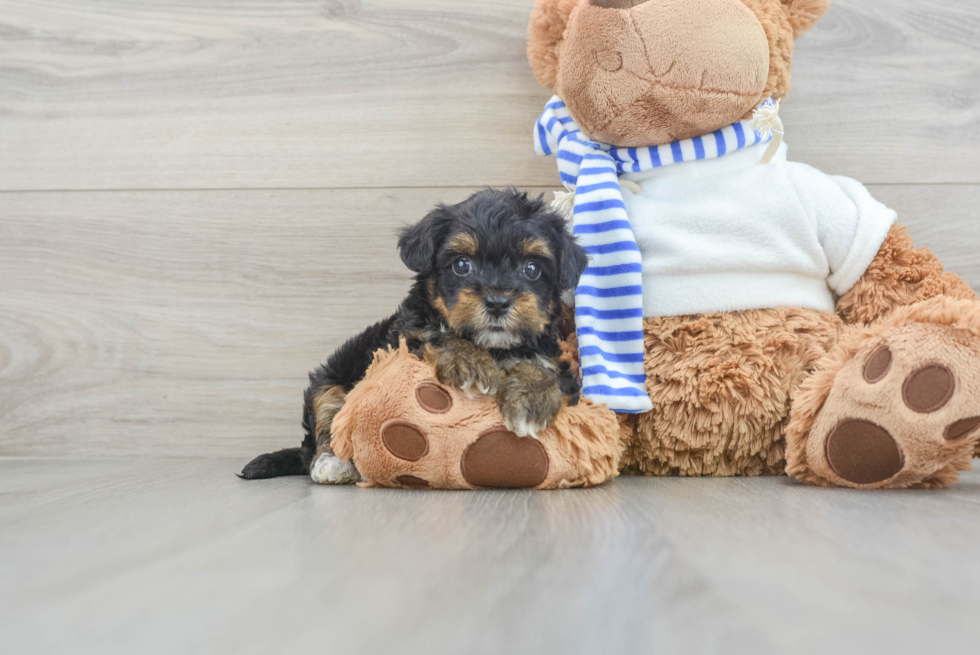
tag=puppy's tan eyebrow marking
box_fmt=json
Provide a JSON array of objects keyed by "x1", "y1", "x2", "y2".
[
  {"x1": 446, "y1": 232, "x2": 479, "y2": 256},
  {"x1": 521, "y1": 238, "x2": 553, "y2": 259}
]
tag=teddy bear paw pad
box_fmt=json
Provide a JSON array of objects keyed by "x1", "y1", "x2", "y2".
[
  {"x1": 807, "y1": 324, "x2": 980, "y2": 488},
  {"x1": 415, "y1": 382, "x2": 452, "y2": 414},
  {"x1": 381, "y1": 422, "x2": 429, "y2": 461},
  {"x1": 824, "y1": 419, "x2": 904, "y2": 485},
  {"x1": 460, "y1": 428, "x2": 550, "y2": 489}
]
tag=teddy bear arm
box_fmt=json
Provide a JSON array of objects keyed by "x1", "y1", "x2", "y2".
[{"x1": 835, "y1": 223, "x2": 977, "y2": 326}]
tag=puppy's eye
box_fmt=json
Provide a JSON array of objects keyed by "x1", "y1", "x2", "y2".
[
  {"x1": 523, "y1": 261, "x2": 541, "y2": 281},
  {"x1": 452, "y1": 257, "x2": 473, "y2": 276}
]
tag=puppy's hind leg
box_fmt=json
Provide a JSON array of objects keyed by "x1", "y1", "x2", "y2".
[
  {"x1": 307, "y1": 383, "x2": 362, "y2": 485},
  {"x1": 306, "y1": 314, "x2": 402, "y2": 483},
  {"x1": 310, "y1": 453, "x2": 361, "y2": 485},
  {"x1": 239, "y1": 447, "x2": 309, "y2": 479},
  {"x1": 239, "y1": 388, "x2": 322, "y2": 480},
  {"x1": 240, "y1": 314, "x2": 397, "y2": 482},
  {"x1": 238, "y1": 383, "x2": 357, "y2": 483}
]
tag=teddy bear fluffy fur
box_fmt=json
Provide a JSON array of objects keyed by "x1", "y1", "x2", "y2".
[
  {"x1": 527, "y1": 0, "x2": 980, "y2": 489},
  {"x1": 327, "y1": 0, "x2": 980, "y2": 491}
]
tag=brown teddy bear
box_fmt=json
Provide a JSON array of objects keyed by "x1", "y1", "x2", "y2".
[
  {"x1": 528, "y1": 0, "x2": 980, "y2": 489},
  {"x1": 331, "y1": 0, "x2": 980, "y2": 491}
]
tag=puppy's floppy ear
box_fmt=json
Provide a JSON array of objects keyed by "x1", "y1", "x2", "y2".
[
  {"x1": 554, "y1": 218, "x2": 589, "y2": 291},
  {"x1": 397, "y1": 204, "x2": 452, "y2": 275}
]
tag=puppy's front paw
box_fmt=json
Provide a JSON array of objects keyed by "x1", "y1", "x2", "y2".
[
  {"x1": 498, "y1": 362, "x2": 563, "y2": 439},
  {"x1": 435, "y1": 339, "x2": 501, "y2": 397}
]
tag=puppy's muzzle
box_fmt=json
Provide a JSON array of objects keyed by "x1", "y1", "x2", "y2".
[{"x1": 483, "y1": 295, "x2": 513, "y2": 319}]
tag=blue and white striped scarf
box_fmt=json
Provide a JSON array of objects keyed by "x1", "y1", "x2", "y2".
[{"x1": 535, "y1": 95, "x2": 773, "y2": 413}]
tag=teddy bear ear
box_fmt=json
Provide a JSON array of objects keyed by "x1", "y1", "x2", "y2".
[
  {"x1": 527, "y1": 0, "x2": 581, "y2": 90},
  {"x1": 781, "y1": 0, "x2": 832, "y2": 35}
]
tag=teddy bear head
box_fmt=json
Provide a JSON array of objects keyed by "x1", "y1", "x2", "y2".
[{"x1": 528, "y1": 0, "x2": 831, "y2": 147}]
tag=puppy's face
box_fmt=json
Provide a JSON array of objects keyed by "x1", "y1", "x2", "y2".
[
  {"x1": 399, "y1": 190, "x2": 588, "y2": 349},
  {"x1": 432, "y1": 229, "x2": 557, "y2": 349}
]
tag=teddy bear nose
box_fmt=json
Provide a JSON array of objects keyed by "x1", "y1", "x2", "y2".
[
  {"x1": 590, "y1": 0, "x2": 651, "y2": 8},
  {"x1": 484, "y1": 295, "x2": 513, "y2": 318}
]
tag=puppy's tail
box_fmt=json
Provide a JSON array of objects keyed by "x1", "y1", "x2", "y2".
[
  {"x1": 238, "y1": 447, "x2": 309, "y2": 479},
  {"x1": 240, "y1": 404, "x2": 317, "y2": 479}
]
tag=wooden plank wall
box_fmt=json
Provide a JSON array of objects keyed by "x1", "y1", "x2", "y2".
[{"x1": 2, "y1": 0, "x2": 979, "y2": 457}]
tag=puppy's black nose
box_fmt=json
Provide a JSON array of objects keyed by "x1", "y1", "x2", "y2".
[{"x1": 483, "y1": 295, "x2": 513, "y2": 318}]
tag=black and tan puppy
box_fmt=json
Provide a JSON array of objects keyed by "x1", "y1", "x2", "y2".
[{"x1": 240, "y1": 188, "x2": 588, "y2": 483}]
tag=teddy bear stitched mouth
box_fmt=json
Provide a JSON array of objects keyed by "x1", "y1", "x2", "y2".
[
  {"x1": 590, "y1": 0, "x2": 652, "y2": 8},
  {"x1": 583, "y1": 77, "x2": 759, "y2": 146},
  {"x1": 640, "y1": 59, "x2": 764, "y2": 97}
]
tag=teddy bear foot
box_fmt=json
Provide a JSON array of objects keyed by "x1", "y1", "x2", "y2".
[
  {"x1": 787, "y1": 297, "x2": 980, "y2": 489},
  {"x1": 328, "y1": 341, "x2": 622, "y2": 489},
  {"x1": 310, "y1": 452, "x2": 361, "y2": 485}
]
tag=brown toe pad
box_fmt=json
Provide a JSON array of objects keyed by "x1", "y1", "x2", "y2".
[
  {"x1": 415, "y1": 382, "x2": 452, "y2": 414},
  {"x1": 863, "y1": 345, "x2": 892, "y2": 384},
  {"x1": 461, "y1": 428, "x2": 549, "y2": 489},
  {"x1": 902, "y1": 364, "x2": 954, "y2": 413},
  {"x1": 826, "y1": 419, "x2": 904, "y2": 485},
  {"x1": 382, "y1": 422, "x2": 429, "y2": 461},
  {"x1": 945, "y1": 416, "x2": 980, "y2": 441}
]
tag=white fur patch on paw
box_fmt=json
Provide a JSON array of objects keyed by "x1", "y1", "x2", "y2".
[
  {"x1": 310, "y1": 453, "x2": 361, "y2": 485},
  {"x1": 504, "y1": 416, "x2": 546, "y2": 440}
]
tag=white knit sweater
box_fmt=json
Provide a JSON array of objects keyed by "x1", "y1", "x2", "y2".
[{"x1": 620, "y1": 141, "x2": 897, "y2": 317}]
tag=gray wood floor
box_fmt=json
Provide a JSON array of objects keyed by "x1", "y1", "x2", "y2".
[
  {"x1": 2, "y1": 1, "x2": 980, "y2": 652},
  {"x1": 1, "y1": 458, "x2": 978, "y2": 655}
]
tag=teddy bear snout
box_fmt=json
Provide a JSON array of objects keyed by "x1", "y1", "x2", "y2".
[
  {"x1": 559, "y1": 0, "x2": 771, "y2": 147},
  {"x1": 630, "y1": 0, "x2": 769, "y2": 92}
]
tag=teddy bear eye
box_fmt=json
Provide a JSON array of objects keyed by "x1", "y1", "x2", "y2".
[
  {"x1": 453, "y1": 257, "x2": 473, "y2": 276},
  {"x1": 596, "y1": 49, "x2": 623, "y2": 73},
  {"x1": 523, "y1": 261, "x2": 541, "y2": 280}
]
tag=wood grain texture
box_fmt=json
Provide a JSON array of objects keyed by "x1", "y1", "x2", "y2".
[
  {"x1": 786, "y1": 0, "x2": 980, "y2": 183},
  {"x1": 2, "y1": 185, "x2": 979, "y2": 457},
  {"x1": 0, "y1": 187, "x2": 480, "y2": 456},
  {"x1": 0, "y1": 457, "x2": 976, "y2": 654},
  {"x1": 0, "y1": 0, "x2": 978, "y2": 191}
]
